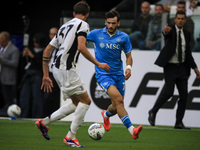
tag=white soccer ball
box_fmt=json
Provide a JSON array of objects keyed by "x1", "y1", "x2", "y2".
[
  {"x1": 7, "y1": 104, "x2": 21, "y2": 118},
  {"x1": 88, "y1": 123, "x2": 105, "y2": 140}
]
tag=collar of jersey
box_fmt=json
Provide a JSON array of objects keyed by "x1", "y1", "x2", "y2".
[{"x1": 103, "y1": 27, "x2": 119, "y2": 36}]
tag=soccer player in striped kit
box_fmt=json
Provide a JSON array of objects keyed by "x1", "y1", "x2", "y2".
[{"x1": 35, "y1": 1, "x2": 110, "y2": 148}]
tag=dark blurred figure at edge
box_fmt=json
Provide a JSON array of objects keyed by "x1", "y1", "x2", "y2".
[{"x1": 19, "y1": 32, "x2": 47, "y2": 118}]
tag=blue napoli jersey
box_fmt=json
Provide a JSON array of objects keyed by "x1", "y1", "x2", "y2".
[{"x1": 87, "y1": 27, "x2": 132, "y2": 77}]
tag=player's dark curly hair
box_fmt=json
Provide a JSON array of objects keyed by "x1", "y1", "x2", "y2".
[
  {"x1": 73, "y1": 1, "x2": 90, "y2": 16},
  {"x1": 105, "y1": 10, "x2": 120, "y2": 22}
]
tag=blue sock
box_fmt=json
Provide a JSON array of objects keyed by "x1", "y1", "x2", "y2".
[{"x1": 121, "y1": 115, "x2": 132, "y2": 129}]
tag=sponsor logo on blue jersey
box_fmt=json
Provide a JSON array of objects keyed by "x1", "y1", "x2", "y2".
[{"x1": 99, "y1": 43, "x2": 120, "y2": 49}]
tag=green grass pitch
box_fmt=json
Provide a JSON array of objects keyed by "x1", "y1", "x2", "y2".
[{"x1": 0, "y1": 119, "x2": 200, "y2": 150}]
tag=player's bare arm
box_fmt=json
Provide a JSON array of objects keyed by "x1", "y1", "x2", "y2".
[
  {"x1": 41, "y1": 44, "x2": 55, "y2": 93},
  {"x1": 195, "y1": 67, "x2": 200, "y2": 78},
  {"x1": 78, "y1": 36, "x2": 110, "y2": 72},
  {"x1": 124, "y1": 52, "x2": 133, "y2": 80}
]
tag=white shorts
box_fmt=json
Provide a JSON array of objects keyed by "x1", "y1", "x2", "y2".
[{"x1": 52, "y1": 66, "x2": 86, "y2": 100}]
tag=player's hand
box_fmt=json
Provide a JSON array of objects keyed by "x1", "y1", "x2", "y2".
[
  {"x1": 164, "y1": 23, "x2": 171, "y2": 33},
  {"x1": 195, "y1": 68, "x2": 200, "y2": 78},
  {"x1": 41, "y1": 76, "x2": 53, "y2": 93},
  {"x1": 98, "y1": 63, "x2": 110, "y2": 73},
  {"x1": 124, "y1": 68, "x2": 131, "y2": 80}
]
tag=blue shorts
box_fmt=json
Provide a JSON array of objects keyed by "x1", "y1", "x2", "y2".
[{"x1": 96, "y1": 75, "x2": 125, "y2": 96}]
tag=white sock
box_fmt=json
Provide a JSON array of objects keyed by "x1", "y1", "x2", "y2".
[
  {"x1": 128, "y1": 126, "x2": 134, "y2": 135},
  {"x1": 67, "y1": 130, "x2": 76, "y2": 140},
  {"x1": 69, "y1": 102, "x2": 90, "y2": 138},
  {"x1": 42, "y1": 117, "x2": 51, "y2": 126},
  {"x1": 42, "y1": 103, "x2": 76, "y2": 126}
]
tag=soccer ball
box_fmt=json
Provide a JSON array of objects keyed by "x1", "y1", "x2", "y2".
[
  {"x1": 88, "y1": 123, "x2": 105, "y2": 140},
  {"x1": 7, "y1": 104, "x2": 21, "y2": 118}
]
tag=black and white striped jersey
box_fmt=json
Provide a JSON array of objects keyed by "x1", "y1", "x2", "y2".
[{"x1": 50, "y1": 18, "x2": 90, "y2": 70}]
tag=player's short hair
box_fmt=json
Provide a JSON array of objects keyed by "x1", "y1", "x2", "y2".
[
  {"x1": 73, "y1": 1, "x2": 90, "y2": 16},
  {"x1": 175, "y1": 11, "x2": 186, "y2": 18},
  {"x1": 105, "y1": 10, "x2": 120, "y2": 22}
]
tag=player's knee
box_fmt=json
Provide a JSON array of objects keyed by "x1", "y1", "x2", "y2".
[
  {"x1": 115, "y1": 97, "x2": 124, "y2": 106},
  {"x1": 111, "y1": 106, "x2": 117, "y2": 112},
  {"x1": 72, "y1": 99, "x2": 79, "y2": 106},
  {"x1": 84, "y1": 97, "x2": 91, "y2": 105},
  {"x1": 87, "y1": 98, "x2": 91, "y2": 105},
  {"x1": 112, "y1": 109, "x2": 117, "y2": 114}
]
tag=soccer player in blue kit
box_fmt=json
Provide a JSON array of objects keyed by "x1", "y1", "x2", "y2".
[{"x1": 87, "y1": 10, "x2": 143, "y2": 140}]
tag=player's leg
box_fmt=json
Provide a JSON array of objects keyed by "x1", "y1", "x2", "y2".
[
  {"x1": 67, "y1": 91, "x2": 91, "y2": 138},
  {"x1": 107, "y1": 85, "x2": 127, "y2": 118},
  {"x1": 42, "y1": 102, "x2": 77, "y2": 125},
  {"x1": 35, "y1": 102, "x2": 77, "y2": 140},
  {"x1": 101, "y1": 103, "x2": 116, "y2": 131},
  {"x1": 102, "y1": 103, "x2": 117, "y2": 124},
  {"x1": 98, "y1": 76, "x2": 116, "y2": 131},
  {"x1": 107, "y1": 85, "x2": 142, "y2": 140},
  {"x1": 101, "y1": 88, "x2": 123, "y2": 131},
  {"x1": 42, "y1": 66, "x2": 82, "y2": 125},
  {"x1": 64, "y1": 91, "x2": 90, "y2": 147},
  {"x1": 36, "y1": 66, "x2": 78, "y2": 140}
]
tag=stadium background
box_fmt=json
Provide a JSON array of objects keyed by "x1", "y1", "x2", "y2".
[
  {"x1": 1, "y1": 0, "x2": 159, "y2": 49},
  {"x1": 61, "y1": 50, "x2": 200, "y2": 127},
  {"x1": 1, "y1": 0, "x2": 200, "y2": 127}
]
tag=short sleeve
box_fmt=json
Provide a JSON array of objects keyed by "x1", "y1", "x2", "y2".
[
  {"x1": 87, "y1": 30, "x2": 96, "y2": 42},
  {"x1": 49, "y1": 35, "x2": 59, "y2": 49},
  {"x1": 77, "y1": 22, "x2": 90, "y2": 38},
  {"x1": 123, "y1": 34, "x2": 132, "y2": 54}
]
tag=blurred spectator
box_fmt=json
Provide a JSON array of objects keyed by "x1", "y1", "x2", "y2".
[
  {"x1": 0, "y1": 31, "x2": 20, "y2": 116},
  {"x1": 186, "y1": 0, "x2": 197, "y2": 16},
  {"x1": 43, "y1": 27, "x2": 60, "y2": 117},
  {"x1": 197, "y1": 1, "x2": 200, "y2": 6},
  {"x1": 109, "y1": 0, "x2": 146, "y2": 19},
  {"x1": 192, "y1": 35, "x2": 200, "y2": 52},
  {"x1": 0, "y1": 81, "x2": 4, "y2": 109},
  {"x1": 144, "y1": 4, "x2": 164, "y2": 50},
  {"x1": 0, "y1": 43, "x2": 4, "y2": 109},
  {"x1": 157, "y1": 0, "x2": 180, "y2": 12},
  {"x1": 129, "y1": 1, "x2": 152, "y2": 49},
  {"x1": 110, "y1": 0, "x2": 139, "y2": 12},
  {"x1": 168, "y1": 1, "x2": 195, "y2": 49},
  {"x1": 19, "y1": 32, "x2": 47, "y2": 118}
]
